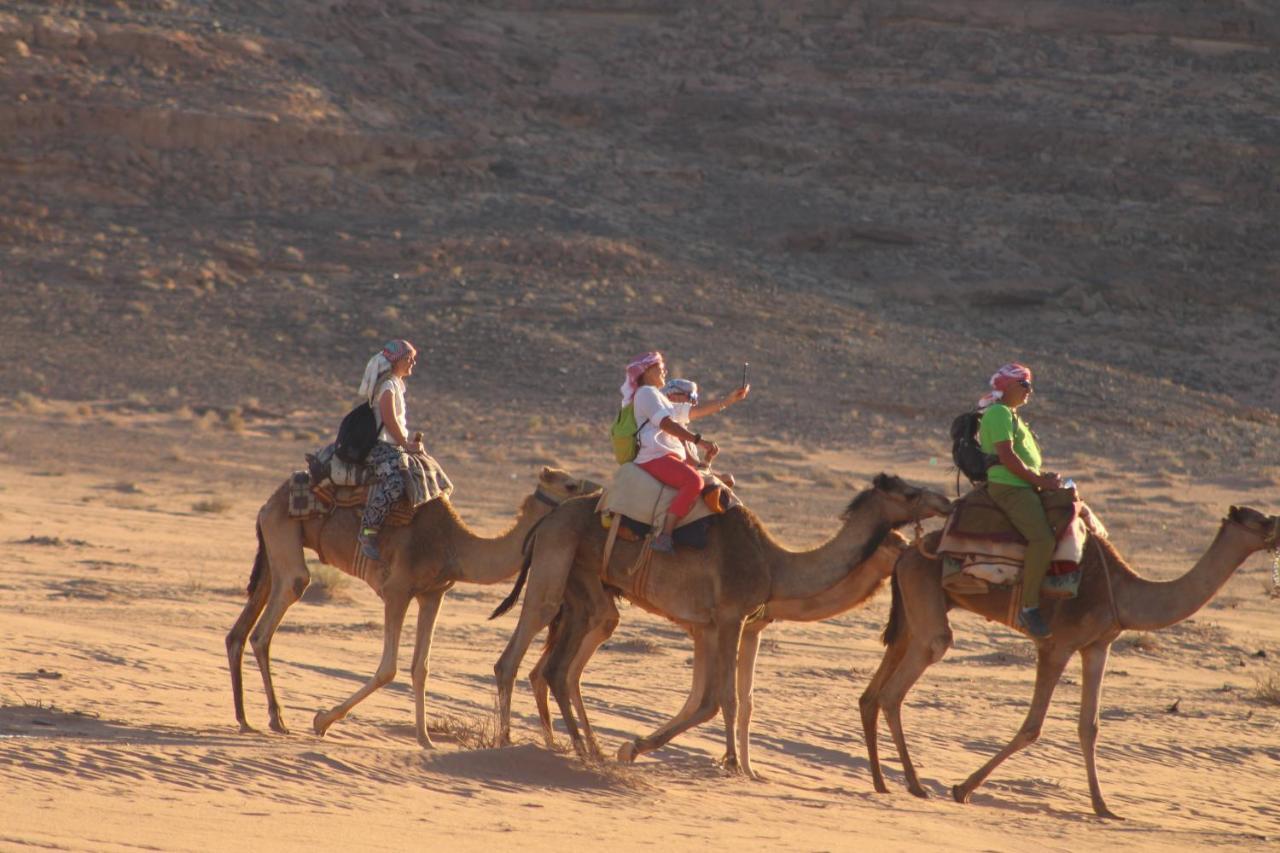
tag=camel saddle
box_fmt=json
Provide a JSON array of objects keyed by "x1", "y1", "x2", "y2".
[
  {"x1": 938, "y1": 485, "x2": 1109, "y2": 597},
  {"x1": 597, "y1": 462, "x2": 738, "y2": 533},
  {"x1": 287, "y1": 470, "x2": 416, "y2": 527}
]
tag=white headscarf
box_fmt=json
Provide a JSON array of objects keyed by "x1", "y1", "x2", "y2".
[{"x1": 358, "y1": 339, "x2": 415, "y2": 404}]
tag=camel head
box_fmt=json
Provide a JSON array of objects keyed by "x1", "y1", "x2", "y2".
[
  {"x1": 843, "y1": 473, "x2": 953, "y2": 528},
  {"x1": 1225, "y1": 505, "x2": 1280, "y2": 554},
  {"x1": 530, "y1": 466, "x2": 601, "y2": 512}
]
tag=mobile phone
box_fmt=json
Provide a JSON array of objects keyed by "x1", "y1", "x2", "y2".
[{"x1": 741, "y1": 362, "x2": 749, "y2": 388}]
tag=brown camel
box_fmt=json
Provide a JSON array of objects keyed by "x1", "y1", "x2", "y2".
[
  {"x1": 492, "y1": 474, "x2": 952, "y2": 776},
  {"x1": 225, "y1": 466, "x2": 591, "y2": 747},
  {"x1": 860, "y1": 504, "x2": 1279, "y2": 817},
  {"x1": 525, "y1": 529, "x2": 911, "y2": 763}
]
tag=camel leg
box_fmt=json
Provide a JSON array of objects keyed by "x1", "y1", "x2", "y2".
[
  {"x1": 952, "y1": 648, "x2": 1072, "y2": 805},
  {"x1": 529, "y1": 615, "x2": 561, "y2": 749},
  {"x1": 409, "y1": 588, "x2": 447, "y2": 749},
  {"x1": 547, "y1": 585, "x2": 619, "y2": 761},
  {"x1": 248, "y1": 515, "x2": 310, "y2": 735},
  {"x1": 733, "y1": 623, "x2": 764, "y2": 779},
  {"x1": 313, "y1": 588, "x2": 413, "y2": 737},
  {"x1": 227, "y1": 533, "x2": 271, "y2": 732},
  {"x1": 714, "y1": 618, "x2": 746, "y2": 773},
  {"x1": 618, "y1": 627, "x2": 716, "y2": 763},
  {"x1": 493, "y1": 545, "x2": 575, "y2": 746},
  {"x1": 1078, "y1": 641, "x2": 1119, "y2": 819},
  {"x1": 858, "y1": 624, "x2": 911, "y2": 794}
]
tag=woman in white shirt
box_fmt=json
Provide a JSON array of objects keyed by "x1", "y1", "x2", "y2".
[
  {"x1": 356, "y1": 339, "x2": 423, "y2": 560},
  {"x1": 621, "y1": 352, "x2": 749, "y2": 552}
]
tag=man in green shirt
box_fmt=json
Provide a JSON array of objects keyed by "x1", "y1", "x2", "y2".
[{"x1": 977, "y1": 363, "x2": 1062, "y2": 639}]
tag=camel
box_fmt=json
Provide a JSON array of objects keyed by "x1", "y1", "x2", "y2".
[
  {"x1": 225, "y1": 466, "x2": 592, "y2": 747},
  {"x1": 860, "y1": 503, "x2": 1279, "y2": 817},
  {"x1": 524, "y1": 528, "x2": 911, "y2": 764},
  {"x1": 492, "y1": 473, "x2": 953, "y2": 776}
]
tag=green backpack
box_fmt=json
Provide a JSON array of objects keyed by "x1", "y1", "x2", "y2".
[{"x1": 610, "y1": 404, "x2": 645, "y2": 464}]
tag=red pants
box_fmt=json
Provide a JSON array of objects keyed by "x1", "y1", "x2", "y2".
[{"x1": 638, "y1": 454, "x2": 704, "y2": 518}]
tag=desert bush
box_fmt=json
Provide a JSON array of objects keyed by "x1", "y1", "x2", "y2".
[
  {"x1": 429, "y1": 714, "x2": 499, "y2": 749},
  {"x1": 1116, "y1": 632, "x2": 1163, "y2": 654},
  {"x1": 192, "y1": 497, "x2": 233, "y2": 514},
  {"x1": 1251, "y1": 672, "x2": 1280, "y2": 706},
  {"x1": 14, "y1": 392, "x2": 46, "y2": 413},
  {"x1": 301, "y1": 563, "x2": 351, "y2": 604},
  {"x1": 223, "y1": 407, "x2": 246, "y2": 433}
]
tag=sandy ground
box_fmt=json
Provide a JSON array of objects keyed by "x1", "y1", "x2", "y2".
[{"x1": 1, "y1": 406, "x2": 1278, "y2": 852}]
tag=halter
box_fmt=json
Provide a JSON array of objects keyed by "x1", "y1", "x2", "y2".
[{"x1": 909, "y1": 492, "x2": 943, "y2": 560}]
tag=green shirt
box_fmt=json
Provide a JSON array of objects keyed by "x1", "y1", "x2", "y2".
[{"x1": 978, "y1": 402, "x2": 1041, "y2": 488}]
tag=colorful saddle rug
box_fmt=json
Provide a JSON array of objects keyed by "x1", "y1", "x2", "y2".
[
  {"x1": 938, "y1": 485, "x2": 1109, "y2": 599},
  {"x1": 287, "y1": 470, "x2": 418, "y2": 526}
]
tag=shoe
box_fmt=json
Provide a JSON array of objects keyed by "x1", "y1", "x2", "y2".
[
  {"x1": 650, "y1": 532, "x2": 675, "y2": 553},
  {"x1": 357, "y1": 528, "x2": 381, "y2": 561},
  {"x1": 1018, "y1": 606, "x2": 1052, "y2": 639}
]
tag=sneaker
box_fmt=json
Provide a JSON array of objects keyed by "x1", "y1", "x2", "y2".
[
  {"x1": 650, "y1": 532, "x2": 675, "y2": 553},
  {"x1": 1018, "y1": 606, "x2": 1052, "y2": 639},
  {"x1": 357, "y1": 528, "x2": 381, "y2": 562}
]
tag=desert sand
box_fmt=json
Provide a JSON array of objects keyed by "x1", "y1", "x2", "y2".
[
  {"x1": 1, "y1": 402, "x2": 1277, "y2": 851},
  {"x1": 3, "y1": 0, "x2": 1280, "y2": 849}
]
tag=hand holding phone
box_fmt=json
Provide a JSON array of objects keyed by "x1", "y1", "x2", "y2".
[{"x1": 741, "y1": 362, "x2": 749, "y2": 388}]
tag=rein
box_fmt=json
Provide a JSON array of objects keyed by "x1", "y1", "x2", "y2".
[
  {"x1": 910, "y1": 494, "x2": 941, "y2": 559},
  {"x1": 1092, "y1": 533, "x2": 1124, "y2": 632}
]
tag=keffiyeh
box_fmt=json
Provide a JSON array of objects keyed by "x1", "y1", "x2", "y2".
[
  {"x1": 619, "y1": 351, "x2": 664, "y2": 405},
  {"x1": 978, "y1": 362, "x2": 1033, "y2": 410}
]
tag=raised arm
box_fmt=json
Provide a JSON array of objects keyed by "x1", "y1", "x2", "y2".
[{"x1": 689, "y1": 384, "x2": 750, "y2": 422}]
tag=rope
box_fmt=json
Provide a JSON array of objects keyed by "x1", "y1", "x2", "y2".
[{"x1": 1093, "y1": 534, "x2": 1124, "y2": 631}]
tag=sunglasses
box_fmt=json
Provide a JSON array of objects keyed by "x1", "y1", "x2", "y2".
[{"x1": 1017, "y1": 380, "x2": 1032, "y2": 389}]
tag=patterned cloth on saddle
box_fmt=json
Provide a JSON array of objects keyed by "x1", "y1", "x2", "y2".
[
  {"x1": 287, "y1": 442, "x2": 453, "y2": 524},
  {"x1": 938, "y1": 486, "x2": 1108, "y2": 598},
  {"x1": 597, "y1": 462, "x2": 739, "y2": 546}
]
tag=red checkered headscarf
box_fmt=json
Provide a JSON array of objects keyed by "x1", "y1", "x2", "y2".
[
  {"x1": 620, "y1": 351, "x2": 664, "y2": 405},
  {"x1": 978, "y1": 363, "x2": 1033, "y2": 410}
]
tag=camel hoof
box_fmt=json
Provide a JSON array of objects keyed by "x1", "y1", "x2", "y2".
[
  {"x1": 269, "y1": 719, "x2": 290, "y2": 735},
  {"x1": 1095, "y1": 806, "x2": 1122, "y2": 821},
  {"x1": 951, "y1": 784, "x2": 970, "y2": 804},
  {"x1": 909, "y1": 785, "x2": 930, "y2": 800},
  {"x1": 237, "y1": 721, "x2": 257, "y2": 734},
  {"x1": 872, "y1": 780, "x2": 889, "y2": 795},
  {"x1": 417, "y1": 734, "x2": 436, "y2": 750},
  {"x1": 617, "y1": 741, "x2": 639, "y2": 763},
  {"x1": 312, "y1": 712, "x2": 331, "y2": 737}
]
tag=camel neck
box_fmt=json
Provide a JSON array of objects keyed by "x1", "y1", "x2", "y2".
[
  {"x1": 1112, "y1": 522, "x2": 1257, "y2": 631},
  {"x1": 766, "y1": 502, "x2": 891, "y2": 602},
  {"x1": 446, "y1": 502, "x2": 540, "y2": 586}
]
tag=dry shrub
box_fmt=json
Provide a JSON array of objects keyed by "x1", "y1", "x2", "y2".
[
  {"x1": 293, "y1": 429, "x2": 321, "y2": 442},
  {"x1": 1116, "y1": 632, "x2": 1163, "y2": 654},
  {"x1": 126, "y1": 391, "x2": 150, "y2": 408},
  {"x1": 14, "y1": 392, "x2": 46, "y2": 413},
  {"x1": 1251, "y1": 672, "x2": 1280, "y2": 706},
  {"x1": 194, "y1": 410, "x2": 220, "y2": 431},
  {"x1": 192, "y1": 497, "x2": 233, "y2": 514},
  {"x1": 108, "y1": 481, "x2": 142, "y2": 494},
  {"x1": 430, "y1": 714, "x2": 499, "y2": 749},
  {"x1": 223, "y1": 407, "x2": 246, "y2": 433},
  {"x1": 301, "y1": 563, "x2": 351, "y2": 604},
  {"x1": 606, "y1": 637, "x2": 661, "y2": 655}
]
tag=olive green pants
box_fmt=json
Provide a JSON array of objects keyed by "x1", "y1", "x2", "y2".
[{"x1": 988, "y1": 483, "x2": 1056, "y2": 608}]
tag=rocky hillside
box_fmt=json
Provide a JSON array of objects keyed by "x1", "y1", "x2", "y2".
[{"x1": 2, "y1": 0, "x2": 1277, "y2": 473}]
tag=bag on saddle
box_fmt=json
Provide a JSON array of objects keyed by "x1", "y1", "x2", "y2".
[
  {"x1": 335, "y1": 402, "x2": 379, "y2": 465},
  {"x1": 610, "y1": 404, "x2": 642, "y2": 464}
]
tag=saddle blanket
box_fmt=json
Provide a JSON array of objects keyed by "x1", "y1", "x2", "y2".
[{"x1": 597, "y1": 462, "x2": 738, "y2": 530}]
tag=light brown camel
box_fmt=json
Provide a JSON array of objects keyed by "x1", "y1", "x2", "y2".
[
  {"x1": 525, "y1": 529, "x2": 911, "y2": 763},
  {"x1": 492, "y1": 474, "x2": 952, "y2": 776},
  {"x1": 225, "y1": 466, "x2": 591, "y2": 747},
  {"x1": 860, "y1": 504, "x2": 1279, "y2": 817}
]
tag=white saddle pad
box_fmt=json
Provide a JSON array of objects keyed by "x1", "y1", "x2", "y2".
[{"x1": 598, "y1": 463, "x2": 736, "y2": 529}]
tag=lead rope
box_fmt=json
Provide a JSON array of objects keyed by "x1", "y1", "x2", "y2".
[{"x1": 1093, "y1": 534, "x2": 1124, "y2": 632}]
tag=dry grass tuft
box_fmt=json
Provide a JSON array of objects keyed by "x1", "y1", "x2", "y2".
[
  {"x1": 606, "y1": 637, "x2": 662, "y2": 655},
  {"x1": 223, "y1": 407, "x2": 246, "y2": 433},
  {"x1": 1116, "y1": 632, "x2": 1163, "y2": 654},
  {"x1": 301, "y1": 562, "x2": 352, "y2": 604},
  {"x1": 429, "y1": 714, "x2": 500, "y2": 749},
  {"x1": 1251, "y1": 672, "x2": 1280, "y2": 706},
  {"x1": 192, "y1": 497, "x2": 233, "y2": 514},
  {"x1": 14, "y1": 392, "x2": 47, "y2": 413}
]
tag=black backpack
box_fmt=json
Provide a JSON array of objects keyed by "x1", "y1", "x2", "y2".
[
  {"x1": 334, "y1": 402, "x2": 379, "y2": 464},
  {"x1": 950, "y1": 410, "x2": 1000, "y2": 487}
]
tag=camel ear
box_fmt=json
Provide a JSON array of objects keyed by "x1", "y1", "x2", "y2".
[
  {"x1": 539, "y1": 466, "x2": 552, "y2": 480},
  {"x1": 872, "y1": 473, "x2": 890, "y2": 490},
  {"x1": 1228, "y1": 505, "x2": 1240, "y2": 521}
]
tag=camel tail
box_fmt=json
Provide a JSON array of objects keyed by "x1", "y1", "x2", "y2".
[
  {"x1": 246, "y1": 521, "x2": 268, "y2": 597},
  {"x1": 489, "y1": 545, "x2": 533, "y2": 620},
  {"x1": 881, "y1": 570, "x2": 902, "y2": 647}
]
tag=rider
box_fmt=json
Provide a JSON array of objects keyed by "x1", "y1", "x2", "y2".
[
  {"x1": 356, "y1": 339, "x2": 424, "y2": 561},
  {"x1": 622, "y1": 353, "x2": 747, "y2": 553},
  {"x1": 661, "y1": 377, "x2": 746, "y2": 487},
  {"x1": 978, "y1": 362, "x2": 1062, "y2": 639}
]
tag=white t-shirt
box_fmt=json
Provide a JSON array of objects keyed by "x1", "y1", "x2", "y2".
[
  {"x1": 372, "y1": 376, "x2": 407, "y2": 444},
  {"x1": 632, "y1": 385, "x2": 685, "y2": 464}
]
